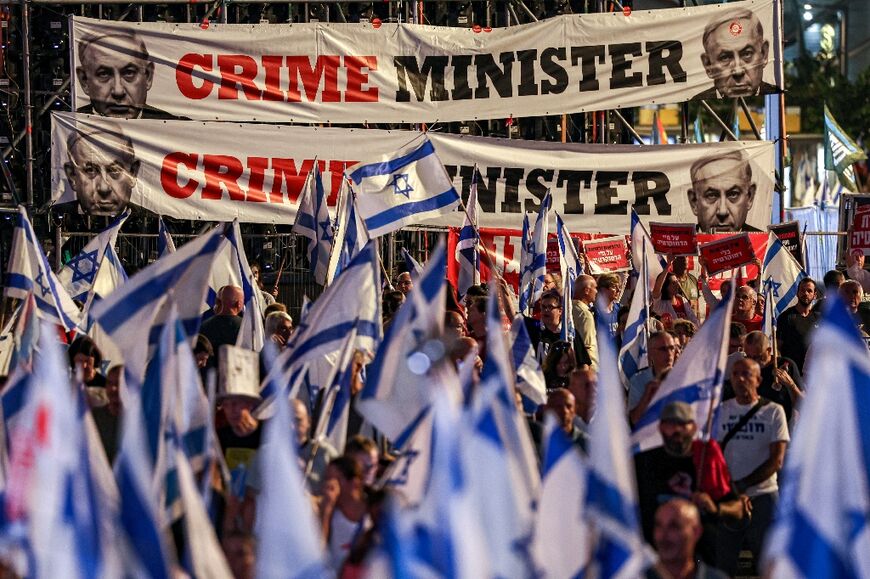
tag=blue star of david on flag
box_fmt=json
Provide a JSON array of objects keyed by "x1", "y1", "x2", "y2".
[
  {"x1": 318, "y1": 218, "x2": 333, "y2": 243},
  {"x1": 34, "y1": 270, "x2": 52, "y2": 297},
  {"x1": 763, "y1": 276, "x2": 782, "y2": 299},
  {"x1": 390, "y1": 173, "x2": 414, "y2": 198},
  {"x1": 67, "y1": 249, "x2": 100, "y2": 285}
]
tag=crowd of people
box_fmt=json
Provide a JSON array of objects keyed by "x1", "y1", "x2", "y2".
[{"x1": 28, "y1": 239, "x2": 868, "y2": 579}]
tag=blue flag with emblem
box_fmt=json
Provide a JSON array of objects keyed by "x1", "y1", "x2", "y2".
[
  {"x1": 349, "y1": 137, "x2": 460, "y2": 239},
  {"x1": 519, "y1": 193, "x2": 551, "y2": 316},
  {"x1": 762, "y1": 231, "x2": 807, "y2": 320},
  {"x1": 586, "y1": 311, "x2": 654, "y2": 578},
  {"x1": 824, "y1": 104, "x2": 867, "y2": 193},
  {"x1": 763, "y1": 295, "x2": 870, "y2": 579},
  {"x1": 292, "y1": 164, "x2": 334, "y2": 285},
  {"x1": 90, "y1": 223, "x2": 228, "y2": 382},
  {"x1": 630, "y1": 281, "x2": 735, "y2": 453},
  {"x1": 456, "y1": 171, "x2": 481, "y2": 298},
  {"x1": 4, "y1": 207, "x2": 82, "y2": 332},
  {"x1": 57, "y1": 209, "x2": 129, "y2": 302},
  {"x1": 326, "y1": 179, "x2": 368, "y2": 284}
]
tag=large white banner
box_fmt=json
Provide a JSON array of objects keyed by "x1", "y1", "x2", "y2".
[
  {"x1": 69, "y1": 0, "x2": 782, "y2": 124},
  {"x1": 51, "y1": 112, "x2": 775, "y2": 233}
]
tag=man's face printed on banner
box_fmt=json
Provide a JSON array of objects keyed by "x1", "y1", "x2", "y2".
[
  {"x1": 688, "y1": 156, "x2": 756, "y2": 232},
  {"x1": 701, "y1": 15, "x2": 769, "y2": 98},
  {"x1": 64, "y1": 132, "x2": 139, "y2": 215},
  {"x1": 77, "y1": 33, "x2": 154, "y2": 119}
]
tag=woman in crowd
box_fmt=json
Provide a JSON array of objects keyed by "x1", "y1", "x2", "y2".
[
  {"x1": 542, "y1": 340, "x2": 576, "y2": 391},
  {"x1": 652, "y1": 258, "x2": 700, "y2": 327}
]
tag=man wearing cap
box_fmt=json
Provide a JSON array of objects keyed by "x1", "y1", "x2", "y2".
[{"x1": 635, "y1": 401, "x2": 748, "y2": 565}]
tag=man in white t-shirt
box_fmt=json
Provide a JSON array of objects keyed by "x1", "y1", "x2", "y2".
[{"x1": 714, "y1": 357, "x2": 789, "y2": 576}]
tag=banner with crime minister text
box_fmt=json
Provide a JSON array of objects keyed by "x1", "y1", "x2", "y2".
[
  {"x1": 69, "y1": 0, "x2": 782, "y2": 124},
  {"x1": 51, "y1": 112, "x2": 774, "y2": 232}
]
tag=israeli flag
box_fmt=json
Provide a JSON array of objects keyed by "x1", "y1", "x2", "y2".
[
  {"x1": 556, "y1": 213, "x2": 582, "y2": 342},
  {"x1": 618, "y1": 239, "x2": 650, "y2": 387},
  {"x1": 824, "y1": 104, "x2": 867, "y2": 193},
  {"x1": 282, "y1": 239, "x2": 382, "y2": 367},
  {"x1": 157, "y1": 217, "x2": 176, "y2": 258},
  {"x1": 630, "y1": 209, "x2": 665, "y2": 290},
  {"x1": 57, "y1": 208, "x2": 129, "y2": 302},
  {"x1": 357, "y1": 242, "x2": 445, "y2": 442},
  {"x1": 524, "y1": 193, "x2": 551, "y2": 314},
  {"x1": 325, "y1": 179, "x2": 368, "y2": 285},
  {"x1": 81, "y1": 242, "x2": 128, "y2": 322},
  {"x1": 229, "y1": 220, "x2": 266, "y2": 352},
  {"x1": 113, "y1": 371, "x2": 175, "y2": 579},
  {"x1": 401, "y1": 247, "x2": 424, "y2": 278},
  {"x1": 762, "y1": 231, "x2": 807, "y2": 320},
  {"x1": 5, "y1": 207, "x2": 82, "y2": 332},
  {"x1": 349, "y1": 137, "x2": 460, "y2": 238},
  {"x1": 456, "y1": 173, "x2": 481, "y2": 298},
  {"x1": 763, "y1": 296, "x2": 870, "y2": 579},
  {"x1": 518, "y1": 214, "x2": 534, "y2": 315},
  {"x1": 310, "y1": 328, "x2": 358, "y2": 456},
  {"x1": 532, "y1": 415, "x2": 591, "y2": 579},
  {"x1": 292, "y1": 164, "x2": 334, "y2": 285},
  {"x1": 90, "y1": 223, "x2": 229, "y2": 382},
  {"x1": 631, "y1": 283, "x2": 735, "y2": 454},
  {"x1": 510, "y1": 315, "x2": 547, "y2": 407},
  {"x1": 586, "y1": 314, "x2": 654, "y2": 578},
  {"x1": 4, "y1": 321, "x2": 122, "y2": 578},
  {"x1": 255, "y1": 382, "x2": 329, "y2": 579}
]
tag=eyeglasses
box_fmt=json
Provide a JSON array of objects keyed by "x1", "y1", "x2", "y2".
[{"x1": 540, "y1": 304, "x2": 562, "y2": 311}]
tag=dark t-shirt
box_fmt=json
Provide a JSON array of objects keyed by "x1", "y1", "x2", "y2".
[
  {"x1": 217, "y1": 424, "x2": 263, "y2": 475},
  {"x1": 776, "y1": 305, "x2": 821, "y2": 372},
  {"x1": 757, "y1": 357, "x2": 803, "y2": 423},
  {"x1": 523, "y1": 317, "x2": 562, "y2": 362},
  {"x1": 200, "y1": 314, "x2": 243, "y2": 367}
]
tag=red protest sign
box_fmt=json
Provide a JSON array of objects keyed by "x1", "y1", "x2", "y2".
[
  {"x1": 699, "y1": 233, "x2": 755, "y2": 275},
  {"x1": 649, "y1": 222, "x2": 698, "y2": 256},
  {"x1": 583, "y1": 236, "x2": 630, "y2": 273},
  {"x1": 851, "y1": 205, "x2": 870, "y2": 254}
]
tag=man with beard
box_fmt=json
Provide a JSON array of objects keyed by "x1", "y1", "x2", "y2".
[
  {"x1": 775, "y1": 277, "x2": 820, "y2": 373},
  {"x1": 635, "y1": 402, "x2": 748, "y2": 565}
]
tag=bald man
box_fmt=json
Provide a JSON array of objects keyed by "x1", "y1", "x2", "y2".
[
  {"x1": 200, "y1": 285, "x2": 245, "y2": 368},
  {"x1": 571, "y1": 275, "x2": 598, "y2": 370},
  {"x1": 650, "y1": 500, "x2": 729, "y2": 579}
]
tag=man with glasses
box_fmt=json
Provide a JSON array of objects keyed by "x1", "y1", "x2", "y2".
[
  {"x1": 628, "y1": 331, "x2": 678, "y2": 426},
  {"x1": 733, "y1": 286, "x2": 763, "y2": 333},
  {"x1": 524, "y1": 289, "x2": 563, "y2": 362}
]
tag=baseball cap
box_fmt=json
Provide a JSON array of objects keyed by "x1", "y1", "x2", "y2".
[{"x1": 660, "y1": 401, "x2": 694, "y2": 424}]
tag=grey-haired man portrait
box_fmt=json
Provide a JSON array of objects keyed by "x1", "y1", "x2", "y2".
[
  {"x1": 63, "y1": 123, "x2": 139, "y2": 216},
  {"x1": 692, "y1": 9, "x2": 778, "y2": 100},
  {"x1": 75, "y1": 30, "x2": 179, "y2": 120},
  {"x1": 687, "y1": 150, "x2": 761, "y2": 233}
]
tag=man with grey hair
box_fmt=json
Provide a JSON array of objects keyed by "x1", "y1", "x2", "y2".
[
  {"x1": 76, "y1": 30, "x2": 179, "y2": 119},
  {"x1": 63, "y1": 124, "x2": 139, "y2": 215},
  {"x1": 692, "y1": 9, "x2": 776, "y2": 100},
  {"x1": 265, "y1": 311, "x2": 293, "y2": 348},
  {"x1": 687, "y1": 150, "x2": 759, "y2": 232}
]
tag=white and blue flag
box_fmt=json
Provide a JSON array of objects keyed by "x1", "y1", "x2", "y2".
[
  {"x1": 619, "y1": 239, "x2": 650, "y2": 387},
  {"x1": 311, "y1": 328, "x2": 359, "y2": 456},
  {"x1": 762, "y1": 231, "x2": 807, "y2": 320},
  {"x1": 255, "y1": 385, "x2": 329, "y2": 578},
  {"x1": 522, "y1": 193, "x2": 551, "y2": 315},
  {"x1": 630, "y1": 208, "x2": 665, "y2": 290},
  {"x1": 518, "y1": 214, "x2": 534, "y2": 315},
  {"x1": 81, "y1": 242, "x2": 128, "y2": 323},
  {"x1": 456, "y1": 173, "x2": 481, "y2": 298},
  {"x1": 357, "y1": 242, "x2": 445, "y2": 442},
  {"x1": 556, "y1": 213, "x2": 582, "y2": 341},
  {"x1": 58, "y1": 208, "x2": 129, "y2": 302},
  {"x1": 532, "y1": 415, "x2": 591, "y2": 579},
  {"x1": 326, "y1": 179, "x2": 368, "y2": 285},
  {"x1": 630, "y1": 282, "x2": 735, "y2": 453},
  {"x1": 510, "y1": 315, "x2": 547, "y2": 407},
  {"x1": 90, "y1": 223, "x2": 229, "y2": 382},
  {"x1": 157, "y1": 217, "x2": 176, "y2": 258},
  {"x1": 401, "y1": 247, "x2": 424, "y2": 278},
  {"x1": 292, "y1": 164, "x2": 334, "y2": 285},
  {"x1": 5, "y1": 207, "x2": 81, "y2": 332},
  {"x1": 586, "y1": 314, "x2": 654, "y2": 578},
  {"x1": 349, "y1": 137, "x2": 460, "y2": 238},
  {"x1": 763, "y1": 295, "x2": 870, "y2": 579}
]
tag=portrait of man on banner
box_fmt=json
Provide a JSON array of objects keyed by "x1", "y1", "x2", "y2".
[
  {"x1": 75, "y1": 30, "x2": 183, "y2": 120},
  {"x1": 692, "y1": 9, "x2": 778, "y2": 100},
  {"x1": 63, "y1": 123, "x2": 140, "y2": 216},
  {"x1": 687, "y1": 150, "x2": 762, "y2": 233}
]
